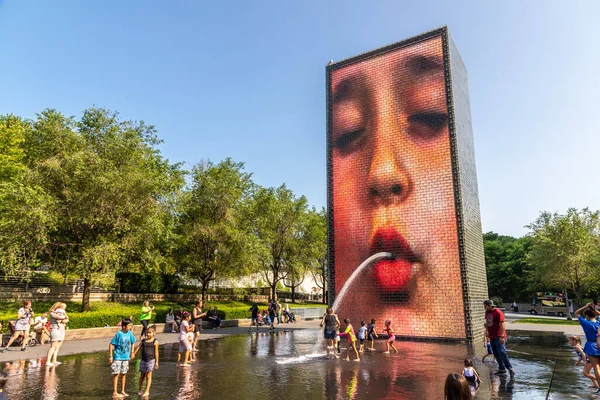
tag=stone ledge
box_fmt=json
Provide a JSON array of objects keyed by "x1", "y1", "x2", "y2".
[{"x1": 1, "y1": 317, "x2": 304, "y2": 342}]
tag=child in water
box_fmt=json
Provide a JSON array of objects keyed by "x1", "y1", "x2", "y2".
[
  {"x1": 569, "y1": 335, "x2": 598, "y2": 388},
  {"x1": 133, "y1": 327, "x2": 159, "y2": 397},
  {"x1": 462, "y1": 358, "x2": 481, "y2": 384},
  {"x1": 358, "y1": 321, "x2": 367, "y2": 353},
  {"x1": 367, "y1": 319, "x2": 378, "y2": 351},
  {"x1": 382, "y1": 320, "x2": 398, "y2": 354},
  {"x1": 339, "y1": 318, "x2": 360, "y2": 362},
  {"x1": 482, "y1": 337, "x2": 494, "y2": 363}
]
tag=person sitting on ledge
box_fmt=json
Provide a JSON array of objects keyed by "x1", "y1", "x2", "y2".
[
  {"x1": 34, "y1": 312, "x2": 50, "y2": 344},
  {"x1": 207, "y1": 307, "x2": 221, "y2": 329},
  {"x1": 165, "y1": 309, "x2": 177, "y2": 333}
]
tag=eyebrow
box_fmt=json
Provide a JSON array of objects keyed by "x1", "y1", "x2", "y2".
[
  {"x1": 404, "y1": 54, "x2": 444, "y2": 76},
  {"x1": 331, "y1": 73, "x2": 366, "y2": 104}
]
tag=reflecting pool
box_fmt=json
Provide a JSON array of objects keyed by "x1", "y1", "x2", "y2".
[{"x1": 0, "y1": 329, "x2": 591, "y2": 399}]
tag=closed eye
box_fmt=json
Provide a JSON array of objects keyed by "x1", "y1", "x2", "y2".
[
  {"x1": 408, "y1": 112, "x2": 448, "y2": 138},
  {"x1": 334, "y1": 129, "x2": 366, "y2": 155}
]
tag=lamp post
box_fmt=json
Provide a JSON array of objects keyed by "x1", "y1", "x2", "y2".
[{"x1": 564, "y1": 288, "x2": 572, "y2": 320}]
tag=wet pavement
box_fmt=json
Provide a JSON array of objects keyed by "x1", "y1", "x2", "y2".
[{"x1": 0, "y1": 328, "x2": 595, "y2": 399}]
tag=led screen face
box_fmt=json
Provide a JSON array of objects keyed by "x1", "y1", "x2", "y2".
[{"x1": 329, "y1": 35, "x2": 465, "y2": 339}]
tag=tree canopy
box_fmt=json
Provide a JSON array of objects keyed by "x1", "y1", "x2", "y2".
[{"x1": 526, "y1": 208, "x2": 600, "y2": 306}]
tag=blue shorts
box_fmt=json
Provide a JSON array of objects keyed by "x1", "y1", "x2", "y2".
[
  {"x1": 324, "y1": 330, "x2": 336, "y2": 340},
  {"x1": 140, "y1": 359, "x2": 155, "y2": 373}
]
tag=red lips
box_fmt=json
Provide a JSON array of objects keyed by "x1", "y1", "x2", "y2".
[{"x1": 370, "y1": 227, "x2": 417, "y2": 291}]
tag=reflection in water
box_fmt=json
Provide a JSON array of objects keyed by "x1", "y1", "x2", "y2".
[
  {"x1": 42, "y1": 366, "x2": 58, "y2": 400},
  {"x1": 0, "y1": 329, "x2": 579, "y2": 399}
]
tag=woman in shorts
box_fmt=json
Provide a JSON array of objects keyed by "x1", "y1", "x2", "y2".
[
  {"x1": 319, "y1": 308, "x2": 340, "y2": 359},
  {"x1": 1, "y1": 301, "x2": 34, "y2": 352},
  {"x1": 46, "y1": 302, "x2": 69, "y2": 366}
]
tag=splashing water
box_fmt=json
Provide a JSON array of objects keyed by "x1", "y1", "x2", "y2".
[{"x1": 310, "y1": 252, "x2": 392, "y2": 355}]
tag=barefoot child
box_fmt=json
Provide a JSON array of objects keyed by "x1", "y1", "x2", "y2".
[
  {"x1": 358, "y1": 321, "x2": 367, "y2": 353},
  {"x1": 382, "y1": 320, "x2": 398, "y2": 354},
  {"x1": 133, "y1": 327, "x2": 159, "y2": 397},
  {"x1": 569, "y1": 335, "x2": 598, "y2": 388},
  {"x1": 178, "y1": 312, "x2": 193, "y2": 367},
  {"x1": 188, "y1": 325, "x2": 196, "y2": 362},
  {"x1": 367, "y1": 319, "x2": 378, "y2": 351},
  {"x1": 482, "y1": 337, "x2": 494, "y2": 363},
  {"x1": 339, "y1": 318, "x2": 360, "y2": 362},
  {"x1": 109, "y1": 318, "x2": 136, "y2": 398},
  {"x1": 462, "y1": 358, "x2": 481, "y2": 383}
]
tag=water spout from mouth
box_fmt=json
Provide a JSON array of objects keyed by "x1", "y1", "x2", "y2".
[
  {"x1": 311, "y1": 252, "x2": 392, "y2": 355},
  {"x1": 331, "y1": 252, "x2": 393, "y2": 312}
]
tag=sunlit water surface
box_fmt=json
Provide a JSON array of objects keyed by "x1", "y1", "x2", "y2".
[{"x1": 0, "y1": 329, "x2": 592, "y2": 399}]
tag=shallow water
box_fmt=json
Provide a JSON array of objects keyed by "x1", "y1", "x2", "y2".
[{"x1": 0, "y1": 329, "x2": 593, "y2": 399}]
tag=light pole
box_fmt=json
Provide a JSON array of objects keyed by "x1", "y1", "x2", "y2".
[{"x1": 564, "y1": 288, "x2": 572, "y2": 320}]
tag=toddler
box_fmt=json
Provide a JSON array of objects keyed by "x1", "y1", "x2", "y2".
[
  {"x1": 482, "y1": 337, "x2": 494, "y2": 362},
  {"x1": 569, "y1": 335, "x2": 597, "y2": 388},
  {"x1": 358, "y1": 321, "x2": 367, "y2": 353},
  {"x1": 462, "y1": 358, "x2": 481, "y2": 383},
  {"x1": 382, "y1": 320, "x2": 398, "y2": 354},
  {"x1": 367, "y1": 319, "x2": 378, "y2": 351}
]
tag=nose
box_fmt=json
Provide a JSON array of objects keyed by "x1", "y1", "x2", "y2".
[{"x1": 367, "y1": 134, "x2": 412, "y2": 206}]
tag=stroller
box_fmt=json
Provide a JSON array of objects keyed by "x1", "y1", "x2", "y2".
[{"x1": 2, "y1": 321, "x2": 37, "y2": 348}]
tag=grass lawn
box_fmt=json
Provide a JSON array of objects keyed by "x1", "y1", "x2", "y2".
[
  {"x1": 0, "y1": 300, "x2": 325, "y2": 333},
  {"x1": 512, "y1": 317, "x2": 580, "y2": 325}
]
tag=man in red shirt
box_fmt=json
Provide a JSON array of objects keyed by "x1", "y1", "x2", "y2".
[{"x1": 484, "y1": 299, "x2": 514, "y2": 376}]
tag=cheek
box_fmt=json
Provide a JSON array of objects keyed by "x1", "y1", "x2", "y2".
[
  {"x1": 406, "y1": 135, "x2": 458, "y2": 251},
  {"x1": 333, "y1": 158, "x2": 368, "y2": 236}
]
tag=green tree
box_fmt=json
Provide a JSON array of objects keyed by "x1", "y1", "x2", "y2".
[
  {"x1": 526, "y1": 208, "x2": 600, "y2": 306},
  {"x1": 30, "y1": 108, "x2": 184, "y2": 311},
  {"x1": 305, "y1": 208, "x2": 327, "y2": 303},
  {"x1": 249, "y1": 184, "x2": 308, "y2": 300},
  {"x1": 0, "y1": 115, "x2": 55, "y2": 279},
  {"x1": 483, "y1": 232, "x2": 532, "y2": 302},
  {"x1": 175, "y1": 158, "x2": 254, "y2": 303}
]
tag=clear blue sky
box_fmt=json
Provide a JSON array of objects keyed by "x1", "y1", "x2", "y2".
[{"x1": 1, "y1": 1, "x2": 598, "y2": 237}]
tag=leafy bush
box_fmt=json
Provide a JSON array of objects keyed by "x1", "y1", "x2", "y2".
[{"x1": 0, "y1": 300, "x2": 325, "y2": 333}]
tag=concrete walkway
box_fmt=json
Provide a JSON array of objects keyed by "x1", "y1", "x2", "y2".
[
  {"x1": 506, "y1": 320, "x2": 583, "y2": 335},
  {"x1": 0, "y1": 320, "x2": 319, "y2": 363}
]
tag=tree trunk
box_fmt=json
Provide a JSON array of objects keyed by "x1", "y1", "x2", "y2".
[
  {"x1": 575, "y1": 291, "x2": 583, "y2": 308},
  {"x1": 201, "y1": 283, "x2": 208, "y2": 304},
  {"x1": 291, "y1": 285, "x2": 296, "y2": 303},
  {"x1": 81, "y1": 277, "x2": 91, "y2": 312},
  {"x1": 271, "y1": 284, "x2": 277, "y2": 301}
]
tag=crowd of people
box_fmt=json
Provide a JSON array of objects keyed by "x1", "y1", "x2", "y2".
[
  {"x1": 315, "y1": 299, "x2": 517, "y2": 400},
  {"x1": 109, "y1": 299, "x2": 228, "y2": 398},
  {"x1": 247, "y1": 299, "x2": 296, "y2": 331},
  {"x1": 0, "y1": 297, "x2": 530, "y2": 399}
]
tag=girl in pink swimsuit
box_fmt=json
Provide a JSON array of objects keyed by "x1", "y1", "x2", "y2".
[{"x1": 383, "y1": 320, "x2": 399, "y2": 354}]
